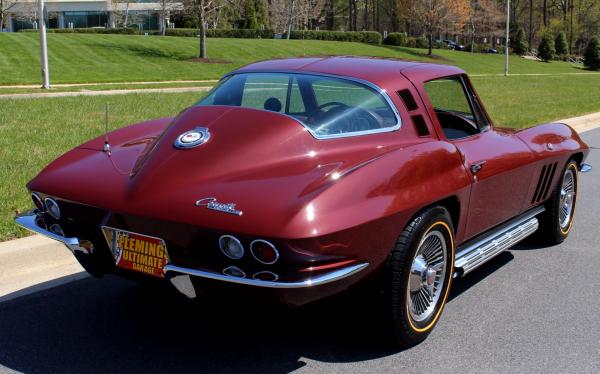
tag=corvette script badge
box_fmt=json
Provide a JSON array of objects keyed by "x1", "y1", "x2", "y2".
[{"x1": 195, "y1": 197, "x2": 243, "y2": 216}]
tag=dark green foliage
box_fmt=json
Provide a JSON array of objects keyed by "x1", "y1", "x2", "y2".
[
  {"x1": 383, "y1": 32, "x2": 407, "y2": 46},
  {"x1": 20, "y1": 28, "x2": 139, "y2": 34},
  {"x1": 538, "y1": 32, "x2": 555, "y2": 62},
  {"x1": 513, "y1": 29, "x2": 528, "y2": 55},
  {"x1": 584, "y1": 37, "x2": 600, "y2": 70},
  {"x1": 255, "y1": 0, "x2": 269, "y2": 29},
  {"x1": 555, "y1": 31, "x2": 569, "y2": 56},
  {"x1": 414, "y1": 36, "x2": 429, "y2": 49},
  {"x1": 286, "y1": 30, "x2": 382, "y2": 44},
  {"x1": 243, "y1": 0, "x2": 258, "y2": 29},
  {"x1": 162, "y1": 28, "x2": 275, "y2": 39}
]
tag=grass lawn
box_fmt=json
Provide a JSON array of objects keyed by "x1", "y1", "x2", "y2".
[
  {"x1": 0, "y1": 33, "x2": 596, "y2": 85},
  {"x1": 1, "y1": 33, "x2": 600, "y2": 241},
  {"x1": 0, "y1": 92, "x2": 201, "y2": 240}
]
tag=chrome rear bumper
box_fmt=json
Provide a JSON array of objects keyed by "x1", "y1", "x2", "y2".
[
  {"x1": 164, "y1": 262, "x2": 369, "y2": 291},
  {"x1": 15, "y1": 210, "x2": 79, "y2": 246}
]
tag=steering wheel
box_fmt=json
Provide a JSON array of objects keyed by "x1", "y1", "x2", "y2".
[{"x1": 318, "y1": 102, "x2": 349, "y2": 112}]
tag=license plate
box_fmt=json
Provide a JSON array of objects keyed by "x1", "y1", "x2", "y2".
[{"x1": 102, "y1": 227, "x2": 170, "y2": 278}]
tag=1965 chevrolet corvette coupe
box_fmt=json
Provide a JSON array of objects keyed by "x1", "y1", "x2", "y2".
[{"x1": 16, "y1": 57, "x2": 591, "y2": 346}]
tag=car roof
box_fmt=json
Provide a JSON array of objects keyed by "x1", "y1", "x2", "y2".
[{"x1": 231, "y1": 56, "x2": 465, "y2": 89}]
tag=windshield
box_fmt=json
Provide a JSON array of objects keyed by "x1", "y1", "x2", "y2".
[{"x1": 196, "y1": 73, "x2": 400, "y2": 139}]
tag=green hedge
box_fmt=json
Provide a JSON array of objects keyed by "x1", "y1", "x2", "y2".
[
  {"x1": 19, "y1": 28, "x2": 140, "y2": 34},
  {"x1": 19, "y1": 27, "x2": 275, "y2": 38},
  {"x1": 383, "y1": 32, "x2": 407, "y2": 46},
  {"x1": 19, "y1": 27, "x2": 384, "y2": 44},
  {"x1": 161, "y1": 28, "x2": 275, "y2": 38},
  {"x1": 286, "y1": 30, "x2": 382, "y2": 45}
]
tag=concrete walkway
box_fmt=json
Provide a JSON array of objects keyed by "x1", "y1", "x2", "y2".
[
  {"x1": 1, "y1": 113, "x2": 599, "y2": 302},
  {"x1": 0, "y1": 79, "x2": 218, "y2": 89},
  {"x1": 0, "y1": 86, "x2": 213, "y2": 100}
]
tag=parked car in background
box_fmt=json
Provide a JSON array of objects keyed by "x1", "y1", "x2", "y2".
[
  {"x1": 16, "y1": 57, "x2": 591, "y2": 347},
  {"x1": 443, "y1": 39, "x2": 465, "y2": 50}
]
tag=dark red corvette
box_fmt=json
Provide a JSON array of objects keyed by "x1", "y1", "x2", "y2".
[{"x1": 16, "y1": 57, "x2": 591, "y2": 345}]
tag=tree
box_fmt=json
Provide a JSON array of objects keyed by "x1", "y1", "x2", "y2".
[
  {"x1": 411, "y1": 0, "x2": 470, "y2": 55},
  {"x1": 0, "y1": 0, "x2": 19, "y2": 32},
  {"x1": 159, "y1": 0, "x2": 180, "y2": 35},
  {"x1": 513, "y1": 28, "x2": 529, "y2": 55},
  {"x1": 255, "y1": 0, "x2": 269, "y2": 29},
  {"x1": 184, "y1": 0, "x2": 227, "y2": 58},
  {"x1": 584, "y1": 37, "x2": 600, "y2": 70},
  {"x1": 555, "y1": 30, "x2": 569, "y2": 55},
  {"x1": 243, "y1": 0, "x2": 258, "y2": 29},
  {"x1": 538, "y1": 31, "x2": 555, "y2": 61}
]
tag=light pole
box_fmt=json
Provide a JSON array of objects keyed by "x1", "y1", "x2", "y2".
[
  {"x1": 505, "y1": 0, "x2": 510, "y2": 76},
  {"x1": 38, "y1": 0, "x2": 50, "y2": 88}
]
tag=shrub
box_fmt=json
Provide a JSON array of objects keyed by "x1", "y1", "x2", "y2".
[
  {"x1": 19, "y1": 28, "x2": 139, "y2": 34},
  {"x1": 414, "y1": 36, "x2": 429, "y2": 49},
  {"x1": 555, "y1": 31, "x2": 569, "y2": 56},
  {"x1": 163, "y1": 28, "x2": 274, "y2": 39},
  {"x1": 286, "y1": 30, "x2": 382, "y2": 44},
  {"x1": 584, "y1": 37, "x2": 600, "y2": 71},
  {"x1": 513, "y1": 29, "x2": 528, "y2": 55},
  {"x1": 383, "y1": 32, "x2": 407, "y2": 46},
  {"x1": 538, "y1": 32, "x2": 555, "y2": 62}
]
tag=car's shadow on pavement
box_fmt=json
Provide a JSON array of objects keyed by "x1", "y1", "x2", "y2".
[
  {"x1": 0, "y1": 250, "x2": 520, "y2": 374},
  {"x1": 0, "y1": 274, "x2": 398, "y2": 373}
]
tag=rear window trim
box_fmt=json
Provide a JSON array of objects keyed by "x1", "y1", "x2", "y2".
[{"x1": 203, "y1": 71, "x2": 402, "y2": 140}]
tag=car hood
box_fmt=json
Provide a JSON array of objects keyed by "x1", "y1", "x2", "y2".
[{"x1": 28, "y1": 106, "x2": 409, "y2": 238}]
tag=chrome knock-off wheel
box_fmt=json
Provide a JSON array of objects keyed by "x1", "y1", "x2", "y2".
[
  {"x1": 559, "y1": 167, "x2": 576, "y2": 230},
  {"x1": 407, "y1": 230, "x2": 448, "y2": 322}
]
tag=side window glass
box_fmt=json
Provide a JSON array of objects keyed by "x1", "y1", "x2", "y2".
[{"x1": 424, "y1": 77, "x2": 482, "y2": 140}]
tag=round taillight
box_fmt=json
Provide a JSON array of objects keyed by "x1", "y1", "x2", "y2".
[
  {"x1": 253, "y1": 271, "x2": 279, "y2": 282},
  {"x1": 32, "y1": 193, "x2": 44, "y2": 212},
  {"x1": 218, "y1": 235, "x2": 244, "y2": 259},
  {"x1": 250, "y1": 240, "x2": 279, "y2": 265},
  {"x1": 223, "y1": 266, "x2": 246, "y2": 278},
  {"x1": 44, "y1": 198, "x2": 61, "y2": 220}
]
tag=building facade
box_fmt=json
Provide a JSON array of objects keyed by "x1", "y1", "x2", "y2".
[{"x1": 4, "y1": 0, "x2": 177, "y2": 32}]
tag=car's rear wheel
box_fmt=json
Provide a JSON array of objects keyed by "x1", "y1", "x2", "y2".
[
  {"x1": 385, "y1": 206, "x2": 454, "y2": 347},
  {"x1": 538, "y1": 160, "x2": 579, "y2": 245}
]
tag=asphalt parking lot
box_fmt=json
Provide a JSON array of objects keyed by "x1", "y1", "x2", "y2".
[{"x1": 0, "y1": 129, "x2": 598, "y2": 374}]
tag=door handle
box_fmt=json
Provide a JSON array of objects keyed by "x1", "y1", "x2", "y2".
[{"x1": 470, "y1": 161, "x2": 486, "y2": 174}]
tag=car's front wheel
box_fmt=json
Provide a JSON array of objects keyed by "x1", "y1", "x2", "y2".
[{"x1": 386, "y1": 206, "x2": 455, "y2": 347}]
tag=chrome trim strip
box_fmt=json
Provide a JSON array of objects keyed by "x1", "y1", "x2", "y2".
[
  {"x1": 164, "y1": 262, "x2": 369, "y2": 289},
  {"x1": 580, "y1": 163, "x2": 592, "y2": 173},
  {"x1": 454, "y1": 206, "x2": 545, "y2": 276},
  {"x1": 14, "y1": 210, "x2": 79, "y2": 246},
  {"x1": 205, "y1": 71, "x2": 402, "y2": 140},
  {"x1": 249, "y1": 239, "x2": 279, "y2": 265}
]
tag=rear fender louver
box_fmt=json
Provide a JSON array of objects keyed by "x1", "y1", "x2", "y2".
[{"x1": 531, "y1": 162, "x2": 558, "y2": 204}]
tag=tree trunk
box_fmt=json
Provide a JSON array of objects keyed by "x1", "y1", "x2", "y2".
[
  {"x1": 161, "y1": 4, "x2": 166, "y2": 36},
  {"x1": 199, "y1": 18, "x2": 207, "y2": 58},
  {"x1": 326, "y1": 0, "x2": 334, "y2": 30},
  {"x1": 286, "y1": 0, "x2": 294, "y2": 39},
  {"x1": 363, "y1": 0, "x2": 368, "y2": 30},
  {"x1": 428, "y1": 33, "x2": 433, "y2": 56},
  {"x1": 529, "y1": 0, "x2": 533, "y2": 49},
  {"x1": 543, "y1": 0, "x2": 548, "y2": 27}
]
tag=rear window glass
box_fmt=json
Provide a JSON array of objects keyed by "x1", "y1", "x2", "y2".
[{"x1": 197, "y1": 73, "x2": 400, "y2": 139}]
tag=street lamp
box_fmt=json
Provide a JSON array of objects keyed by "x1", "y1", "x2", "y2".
[
  {"x1": 38, "y1": 0, "x2": 50, "y2": 88},
  {"x1": 505, "y1": 0, "x2": 510, "y2": 76}
]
